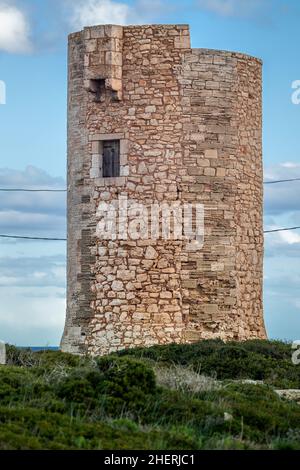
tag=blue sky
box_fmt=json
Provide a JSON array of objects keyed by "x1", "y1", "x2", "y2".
[{"x1": 0, "y1": 0, "x2": 300, "y2": 345}]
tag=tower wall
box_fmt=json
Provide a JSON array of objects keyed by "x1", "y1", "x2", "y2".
[
  {"x1": 180, "y1": 49, "x2": 265, "y2": 341},
  {"x1": 61, "y1": 24, "x2": 265, "y2": 355}
]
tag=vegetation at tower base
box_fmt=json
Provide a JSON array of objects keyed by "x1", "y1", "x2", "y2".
[{"x1": 0, "y1": 340, "x2": 300, "y2": 450}]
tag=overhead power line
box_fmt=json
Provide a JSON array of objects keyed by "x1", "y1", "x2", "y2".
[
  {"x1": 264, "y1": 178, "x2": 300, "y2": 185},
  {"x1": 0, "y1": 177, "x2": 299, "y2": 192},
  {"x1": 0, "y1": 188, "x2": 66, "y2": 192},
  {"x1": 1, "y1": 227, "x2": 300, "y2": 241},
  {"x1": 0, "y1": 234, "x2": 66, "y2": 241},
  {"x1": 263, "y1": 226, "x2": 300, "y2": 234}
]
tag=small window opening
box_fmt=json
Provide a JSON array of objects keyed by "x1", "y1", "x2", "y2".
[
  {"x1": 103, "y1": 140, "x2": 120, "y2": 178},
  {"x1": 89, "y1": 79, "x2": 106, "y2": 102}
]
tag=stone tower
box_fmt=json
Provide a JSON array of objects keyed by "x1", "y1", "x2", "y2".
[{"x1": 61, "y1": 24, "x2": 266, "y2": 356}]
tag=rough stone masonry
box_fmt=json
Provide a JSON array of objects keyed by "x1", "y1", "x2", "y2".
[{"x1": 61, "y1": 24, "x2": 266, "y2": 356}]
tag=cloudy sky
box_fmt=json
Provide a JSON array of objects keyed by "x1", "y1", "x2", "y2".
[{"x1": 0, "y1": 0, "x2": 300, "y2": 345}]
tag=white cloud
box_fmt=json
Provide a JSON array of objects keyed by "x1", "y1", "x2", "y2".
[
  {"x1": 0, "y1": 288, "x2": 65, "y2": 346},
  {"x1": 0, "y1": 166, "x2": 66, "y2": 240},
  {"x1": 0, "y1": 2, "x2": 32, "y2": 53},
  {"x1": 264, "y1": 162, "x2": 300, "y2": 215},
  {"x1": 69, "y1": 0, "x2": 130, "y2": 30},
  {"x1": 0, "y1": 165, "x2": 65, "y2": 189},
  {"x1": 197, "y1": 0, "x2": 267, "y2": 18},
  {"x1": 279, "y1": 230, "x2": 300, "y2": 245},
  {"x1": 0, "y1": 254, "x2": 66, "y2": 288},
  {"x1": 280, "y1": 162, "x2": 300, "y2": 169},
  {"x1": 0, "y1": 166, "x2": 67, "y2": 346},
  {"x1": 264, "y1": 161, "x2": 300, "y2": 262},
  {"x1": 64, "y1": 0, "x2": 173, "y2": 32}
]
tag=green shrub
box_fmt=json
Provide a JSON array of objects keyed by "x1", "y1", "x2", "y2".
[
  {"x1": 0, "y1": 341, "x2": 300, "y2": 449},
  {"x1": 5, "y1": 344, "x2": 89, "y2": 369},
  {"x1": 118, "y1": 339, "x2": 300, "y2": 388},
  {"x1": 96, "y1": 356, "x2": 157, "y2": 415},
  {"x1": 213, "y1": 383, "x2": 300, "y2": 442}
]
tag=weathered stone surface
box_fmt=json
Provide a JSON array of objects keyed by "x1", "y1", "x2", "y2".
[
  {"x1": 275, "y1": 390, "x2": 300, "y2": 404},
  {"x1": 61, "y1": 24, "x2": 266, "y2": 356},
  {"x1": 145, "y1": 246, "x2": 158, "y2": 260},
  {"x1": 111, "y1": 280, "x2": 124, "y2": 291}
]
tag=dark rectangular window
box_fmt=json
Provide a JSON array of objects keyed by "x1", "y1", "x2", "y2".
[
  {"x1": 102, "y1": 140, "x2": 120, "y2": 177},
  {"x1": 89, "y1": 79, "x2": 106, "y2": 102}
]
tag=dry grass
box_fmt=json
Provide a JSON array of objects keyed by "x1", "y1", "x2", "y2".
[{"x1": 154, "y1": 364, "x2": 220, "y2": 394}]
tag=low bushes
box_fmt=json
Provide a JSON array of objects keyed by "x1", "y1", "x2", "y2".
[
  {"x1": 0, "y1": 340, "x2": 299, "y2": 449},
  {"x1": 118, "y1": 339, "x2": 300, "y2": 388}
]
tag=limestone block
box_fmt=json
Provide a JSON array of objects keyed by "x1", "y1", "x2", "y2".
[
  {"x1": 104, "y1": 25, "x2": 124, "y2": 39},
  {"x1": 112, "y1": 280, "x2": 124, "y2": 291},
  {"x1": 90, "y1": 26, "x2": 106, "y2": 39},
  {"x1": 105, "y1": 51, "x2": 122, "y2": 67},
  {"x1": 205, "y1": 149, "x2": 218, "y2": 159},
  {"x1": 145, "y1": 246, "x2": 158, "y2": 260},
  {"x1": 174, "y1": 35, "x2": 191, "y2": 49},
  {"x1": 85, "y1": 39, "x2": 97, "y2": 53},
  {"x1": 106, "y1": 78, "x2": 122, "y2": 92},
  {"x1": 216, "y1": 168, "x2": 226, "y2": 177}
]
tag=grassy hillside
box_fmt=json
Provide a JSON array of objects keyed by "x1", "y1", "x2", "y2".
[{"x1": 0, "y1": 339, "x2": 300, "y2": 450}]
